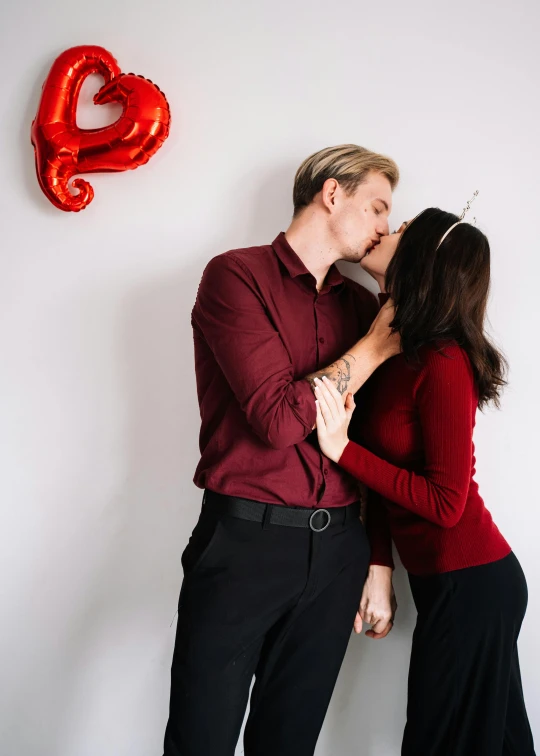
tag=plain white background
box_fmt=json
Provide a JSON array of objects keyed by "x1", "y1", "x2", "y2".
[{"x1": 1, "y1": 1, "x2": 538, "y2": 754}]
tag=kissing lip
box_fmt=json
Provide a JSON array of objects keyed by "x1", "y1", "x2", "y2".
[{"x1": 365, "y1": 239, "x2": 380, "y2": 256}]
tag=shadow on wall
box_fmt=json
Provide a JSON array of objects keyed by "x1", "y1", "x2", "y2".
[
  {"x1": 5, "y1": 259, "x2": 209, "y2": 756},
  {"x1": 20, "y1": 54, "x2": 58, "y2": 215},
  {"x1": 315, "y1": 562, "x2": 415, "y2": 756},
  {"x1": 50, "y1": 253, "x2": 226, "y2": 756}
]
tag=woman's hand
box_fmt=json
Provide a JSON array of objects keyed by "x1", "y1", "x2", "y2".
[
  {"x1": 355, "y1": 565, "x2": 397, "y2": 639},
  {"x1": 314, "y1": 376, "x2": 355, "y2": 463}
]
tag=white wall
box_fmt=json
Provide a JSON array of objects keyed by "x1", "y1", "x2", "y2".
[{"x1": 1, "y1": 1, "x2": 538, "y2": 754}]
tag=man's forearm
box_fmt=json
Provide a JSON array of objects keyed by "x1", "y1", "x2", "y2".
[{"x1": 305, "y1": 333, "x2": 390, "y2": 398}]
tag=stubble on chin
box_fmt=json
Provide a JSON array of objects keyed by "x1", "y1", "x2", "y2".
[{"x1": 340, "y1": 245, "x2": 368, "y2": 264}]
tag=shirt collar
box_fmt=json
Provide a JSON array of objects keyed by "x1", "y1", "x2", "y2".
[{"x1": 272, "y1": 232, "x2": 345, "y2": 289}]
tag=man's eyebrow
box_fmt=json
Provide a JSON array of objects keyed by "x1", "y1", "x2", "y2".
[{"x1": 374, "y1": 198, "x2": 389, "y2": 211}]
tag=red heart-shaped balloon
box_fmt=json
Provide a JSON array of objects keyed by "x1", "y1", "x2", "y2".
[{"x1": 31, "y1": 45, "x2": 171, "y2": 212}]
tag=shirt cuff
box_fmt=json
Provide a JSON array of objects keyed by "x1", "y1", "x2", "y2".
[
  {"x1": 369, "y1": 556, "x2": 395, "y2": 570},
  {"x1": 288, "y1": 377, "x2": 317, "y2": 434}
]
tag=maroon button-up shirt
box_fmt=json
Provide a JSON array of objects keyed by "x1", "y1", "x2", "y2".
[{"x1": 191, "y1": 232, "x2": 378, "y2": 508}]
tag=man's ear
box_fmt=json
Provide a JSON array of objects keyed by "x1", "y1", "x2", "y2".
[{"x1": 320, "y1": 178, "x2": 339, "y2": 213}]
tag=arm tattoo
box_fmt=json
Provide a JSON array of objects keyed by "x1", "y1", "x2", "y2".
[{"x1": 306, "y1": 353, "x2": 356, "y2": 395}]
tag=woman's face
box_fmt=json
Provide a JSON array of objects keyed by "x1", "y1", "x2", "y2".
[{"x1": 360, "y1": 219, "x2": 410, "y2": 278}]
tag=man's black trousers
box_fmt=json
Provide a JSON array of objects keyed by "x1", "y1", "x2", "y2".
[{"x1": 163, "y1": 490, "x2": 370, "y2": 756}]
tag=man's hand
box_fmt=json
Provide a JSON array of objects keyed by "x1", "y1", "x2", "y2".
[
  {"x1": 365, "y1": 299, "x2": 401, "y2": 361},
  {"x1": 306, "y1": 298, "x2": 401, "y2": 406},
  {"x1": 354, "y1": 565, "x2": 397, "y2": 639}
]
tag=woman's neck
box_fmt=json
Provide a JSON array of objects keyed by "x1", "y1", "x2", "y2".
[{"x1": 373, "y1": 273, "x2": 387, "y2": 293}]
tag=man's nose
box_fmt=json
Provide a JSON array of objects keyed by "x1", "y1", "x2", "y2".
[{"x1": 377, "y1": 219, "x2": 390, "y2": 237}]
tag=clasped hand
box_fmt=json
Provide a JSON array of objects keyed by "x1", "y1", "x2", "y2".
[{"x1": 313, "y1": 376, "x2": 355, "y2": 463}]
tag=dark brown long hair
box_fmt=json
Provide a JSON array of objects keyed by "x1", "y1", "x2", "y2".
[{"x1": 385, "y1": 208, "x2": 507, "y2": 409}]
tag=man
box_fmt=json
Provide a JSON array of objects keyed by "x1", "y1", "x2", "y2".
[{"x1": 163, "y1": 144, "x2": 400, "y2": 756}]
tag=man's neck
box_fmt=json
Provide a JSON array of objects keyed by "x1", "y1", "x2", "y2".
[{"x1": 284, "y1": 216, "x2": 340, "y2": 292}]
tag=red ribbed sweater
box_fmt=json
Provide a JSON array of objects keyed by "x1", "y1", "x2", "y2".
[{"x1": 338, "y1": 296, "x2": 511, "y2": 575}]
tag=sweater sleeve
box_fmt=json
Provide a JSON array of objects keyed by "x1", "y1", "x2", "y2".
[
  {"x1": 365, "y1": 489, "x2": 395, "y2": 568},
  {"x1": 337, "y1": 345, "x2": 476, "y2": 529}
]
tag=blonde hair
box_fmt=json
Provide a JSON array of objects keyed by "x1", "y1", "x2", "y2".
[{"x1": 293, "y1": 144, "x2": 399, "y2": 216}]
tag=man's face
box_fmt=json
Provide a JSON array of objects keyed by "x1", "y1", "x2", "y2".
[
  {"x1": 360, "y1": 220, "x2": 409, "y2": 277},
  {"x1": 329, "y1": 171, "x2": 393, "y2": 263}
]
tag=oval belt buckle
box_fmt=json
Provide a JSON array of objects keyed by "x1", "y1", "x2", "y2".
[{"x1": 309, "y1": 508, "x2": 331, "y2": 532}]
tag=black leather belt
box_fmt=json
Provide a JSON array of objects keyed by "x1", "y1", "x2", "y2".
[{"x1": 203, "y1": 490, "x2": 361, "y2": 533}]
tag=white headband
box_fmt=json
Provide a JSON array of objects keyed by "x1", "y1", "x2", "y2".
[{"x1": 436, "y1": 190, "x2": 479, "y2": 249}]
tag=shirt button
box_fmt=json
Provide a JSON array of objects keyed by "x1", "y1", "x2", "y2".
[
  {"x1": 323, "y1": 468, "x2": 329, "y2": 475},
  {"x1": 319, "y1": 337, "x2": 325, "y2": 344}
]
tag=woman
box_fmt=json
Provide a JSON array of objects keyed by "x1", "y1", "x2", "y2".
[{"x1": 312, "y1": 208, "x2": 535, "y2": 756}]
